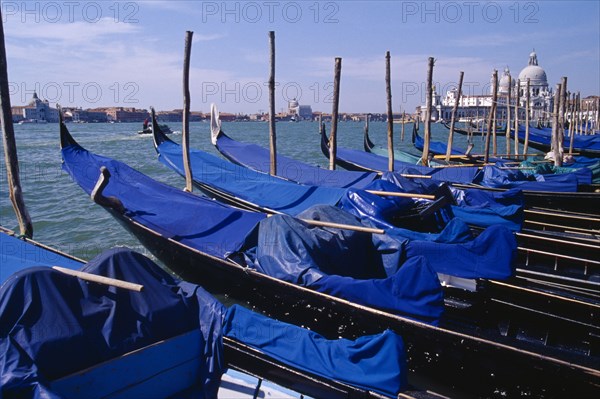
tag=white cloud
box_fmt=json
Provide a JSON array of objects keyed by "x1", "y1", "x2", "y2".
[
  {"x1": 5, "y1": 18, "x2": 140, "y2": 44},
  {"x1": 192, "y1": 33, "x2": 226, "y2": 42}
]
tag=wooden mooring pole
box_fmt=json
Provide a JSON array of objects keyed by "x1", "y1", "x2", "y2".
[
  {"x1": 514, "y1": 79, "x2": 520, "y2": 156},
  {"x1": 524, "y1": 78, "x2": 530, "y2": 154},
  {"x1": 268, "y1": 31, "x2": 277, "y2": 175},
  {"x1": 505, "y1": 73, "x2": 512, "y2": 156},
  {"x1": 559, "y1": 76, "x2": 567, "y2": 158},
  {"x1": 329, "y1": 57, "x2": 341, "y2": 170},
  {"x1": 0, "y1": 11, "x2": 33, "y2": 237},
  {"x1": 551, "y1": 83, "x2": 562, "y2": 167},
  {"x1": 385, "y1": 51, "x2": 394, "y2": 171},
  {"x1": 421, "y1": 57, "x2": 434, "y2": 166},
  {"x1": 182, "y1": 31, "x2": 193, "y2": 192}
]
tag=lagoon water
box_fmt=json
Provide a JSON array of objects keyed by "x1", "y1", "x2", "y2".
[{"x1": 1, "y1": 120, "x2": 503, "y2": 263}]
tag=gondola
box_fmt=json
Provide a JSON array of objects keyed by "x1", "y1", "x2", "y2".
[
  {"x1": 138, "y1": 117, "x2": 173, "y2": 135},
  {"x1": 513, "y1": 125, "x2": 600, "y2": 158},
  {"x1": 322, "y1": 123, "x2": 600, "y2": 213},
  {"x1": 0, "y1": 228, "x2": 411, "y2": 399},
  {"x1": 60, "y1": 120, "x2": 600, "y2": 397}
]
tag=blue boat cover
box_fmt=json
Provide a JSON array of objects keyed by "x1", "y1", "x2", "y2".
[
  {"x1": 338, "y1": 130, "x2": 594, "y2": 189},
  {"x1": 0, "y1": 248, "x2": 227, "y2": 399},
  {"x1": 62, "y1": 144, "x2": 266, "y2": 259},
  {"x1": 0, "y1": 233, "x2": 81, "y2": 284},
  {"x1": 381, "y1": 173, "x2": 525, "y2": 231},
  {"x1": 528, "y1": 161, "x2": 596, "y2": 185},
  {"x1": 223, "y1": 305, "x2": 408, "y2": 397},
  {"x1": 450, "y1": 188, "x2": 525, "y2": 231},
  {"x1": 339, "y1": 179, "x2": 434, "y2": 230},
  {"x1": 335, "y1": 145, "x2": 481, "y2": 183},
  {"x1": 242, "y1": 207, "x2": 444, "y2": 325},
  {"x1": 516, "y1": 126, "x2": 600, "y2": 153},
  {"x1": 216, "y1": 132, "x2": 378, "y2": 189},
  {"x1": 157, "y1": 138, "x2": 346, "y2": 215},
  {"x1": 528, "y1": 156, "x2": 600, "y2": 184},
  {"x1": 293, "y1": 205, "x2": 513, "y2": 280},
  {"x1": 1, "y1": 247, "x2": 410, "y2": 398},
  {"x1": 473, "y1": 165, "x2": 583, "y2": 192}
]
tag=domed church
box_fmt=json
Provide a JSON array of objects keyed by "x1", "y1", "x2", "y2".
[
  {"x1": 427, "y1": 51, "x2": 554, "y2": 124},
  {"x1": 518, "y1": 50, "x2": 553, "y2": 122}
]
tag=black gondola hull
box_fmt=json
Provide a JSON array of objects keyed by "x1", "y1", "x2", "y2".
[{"x1": 106, "y1": 209, "x2": 600, "y2": 398}]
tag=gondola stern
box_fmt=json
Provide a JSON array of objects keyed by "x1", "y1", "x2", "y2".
[
  {"x1": 411, "y1": 122, "x2": 418, "y2": 144},
  {"x1": 58, "y1": 107, "x2": 79, "y2": 149},
  {"x1": 319, "y1": 122, "x2": 330, "y2": 158},
  {"x1": 210, "y1": 103, "x2": 223, "y2": 146},
  {"x1": 363, "y1": 126, "x2": 375, "y2": 153},
  {"x1": 151, "y1": 107, "x2": 174, "y2": 151}
]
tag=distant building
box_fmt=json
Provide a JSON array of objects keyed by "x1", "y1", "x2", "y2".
[
  {"x1": 63, "y1": 107, "x2": 108, "y2": 123},
  {"x1": 288, "y1": 99, "x2": 313, "y2": 120},
  {"x1": 419, "y1": 51, "x2": 553, "y2": 124},
  {"x1": 12, "y1": 92, "x2": 59, "y2": 123},
  {"x1": 102, "y1": 107, "x2": 149, "y2": 123}
]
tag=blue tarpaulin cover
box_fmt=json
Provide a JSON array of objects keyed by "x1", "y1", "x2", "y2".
[
  {"x1": 62, "y1": 144, "x2": 265, "y2": 259},
  {"x1": 242, "y1": 209, "x2": 445, "y2": 325},
  {"x1": 0, "y1": 247, "x2": 410, "y2": 398},
  {"x1": 381, "y1": 173, "x2": 525, "y2": 231},
  {"x1": 0, "y1": 248, "x2": 226, "y2": 399},
  {"x1": 331, "y1": 130, "x2": 593, "y2": 189},
  {"x1": 450, "y1": 188, "x2": 525, "y2": 231},
  {"x1": 223, "y1": 305, "x2": 408, "y2": 397},
  {"x1": 334, "y1": 145, "x2": 481, "y2": 183},
  {"x1": 157, "y1": 138, "x2": 346, "y2": 215},
  {"x1": 216, "y1": 132, "x2": 377, "y2": 188},
  {"x1": 473, "y1": 165, "x2": 584, "y2": 192},
  {"x1": 278, "y1": 205, "x2": 515, "y2": 281},
  {"x1": 0, "y1": 233, "x2": 81, "y2": 284},
  {"x1": 339, "y1": 179, "x2": 429, "y2": 229},
  {"x1": 515, "y1": 126, "x2": 600, "y2": 153}
]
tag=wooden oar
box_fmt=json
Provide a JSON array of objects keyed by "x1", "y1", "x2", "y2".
[
  {"x1": 375, "y1": 172, "x2": 433, "y2": 179},
  {"x1": 52, "y1": 266, "x2": 144, "y2": 292},
  {"x1": 301, "y1": 219, "x2": 385, "y2": 234},
  {"x1": 265, "y1": 214, "x2": 385, "y2": 234},
  {"x1": 366, "y1": 190, "x2": 435, "y2": 200},
  {"x1": 399, "y1": 173, "x2": 432, "y2": 179}
]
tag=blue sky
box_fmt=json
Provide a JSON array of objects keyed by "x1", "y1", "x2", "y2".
[{"x1": 3, "y1": 1, "x2": 599, "y2": 114}]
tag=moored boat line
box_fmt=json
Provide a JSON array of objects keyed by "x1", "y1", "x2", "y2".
[{"x1": 57, "y1": 118, "x2": 600, "y2": 397}]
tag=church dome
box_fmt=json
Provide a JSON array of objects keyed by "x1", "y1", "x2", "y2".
[
  {"x1": 518, "y1": 51, "x2": 547, "y2": 85},
  {"x1": 28, "y1": 91, "x2": 42, "y2": 106},
  {"x1": 498, "y1": 67, "x2": 516, "y2": 93}
]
